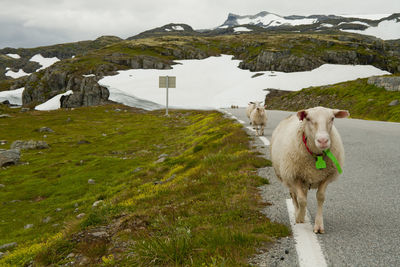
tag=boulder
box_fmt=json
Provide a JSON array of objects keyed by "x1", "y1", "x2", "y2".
[
  {"x1": 0, "y1": 149, "x2": 20, "y2": 167},
  {"x1": 11, "y1": 140, "x2": 49, "y2": 150},
  {"x1": 0, "y1": 242, "x2": 17, "y2": 251},
  {"x1": 367, "y1": 76, "x2": 400, "y2": 92},
  {"x1": 389, "y1": 100, "x2": 399, "y2": 106}
]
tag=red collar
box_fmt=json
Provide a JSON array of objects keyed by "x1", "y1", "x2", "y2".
[{"x1": 302, "y1": 133, "x2": 322, "y2": 157}]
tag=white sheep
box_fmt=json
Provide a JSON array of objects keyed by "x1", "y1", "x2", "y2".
[
  {"x1": 250, "y1": 103, "x2": 267, "y2": 136},
  {"x1": 270, "y1": 106, "x2": 349, "y2": 234},
  {"x1": 246, "y1": 101, "x2": 262, "y2": 125}
]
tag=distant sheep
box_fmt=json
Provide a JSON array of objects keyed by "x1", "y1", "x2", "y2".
[
  {"x1": 270, "y1": 106, "x2": 349, "y2": 234},
  {"x1": 250, "y1": 103, "x2": 267, "y2": 136},
  {"x1": 246, "y1": 101, "x2": 262, "y2": 125}
]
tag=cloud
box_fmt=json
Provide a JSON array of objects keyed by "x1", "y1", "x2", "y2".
[{"x1": 0, "y1": 0, "x2": 399, "y2": 48}]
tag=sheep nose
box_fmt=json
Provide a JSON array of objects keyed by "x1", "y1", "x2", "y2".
[{"x1": 317, "y1": 138, "x2": 329, "y2": 146}]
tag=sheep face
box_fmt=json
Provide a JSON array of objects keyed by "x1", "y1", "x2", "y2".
[{"x1": 297, "y1": 107, "x2": 349, "y2": 151}]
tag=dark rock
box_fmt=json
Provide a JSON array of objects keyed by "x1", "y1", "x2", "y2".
[
  {"x1": 1, "y1": 100, "x2": 10, "y2": 105},
  {"x1": 36, "y1": 127, "x2": 54, "y2": 133},
  {"x1": 280, "y1": 257, "x2": 285, "y2": 260},
  {"x1": 0, "y1": 242, "x2": 17, "y2": 251},
  {"x1": 285, "y1": 249, "x2": 289, "y2": 254},
  {"x1": 11, "y1": 140, "x2": 49, "y2": 150},
  {"x1": 77, "y1": 140, "x2": 91, "y2": 144},
  {"x1": 251, "y1": 73, "x2": 264, "y2": 78},
  {"x1": 0, "y1": 149, "x2": 20, "y2": 167},
  {"x1": 389, "y1": 100, "x2": 399, "y2": 106}
]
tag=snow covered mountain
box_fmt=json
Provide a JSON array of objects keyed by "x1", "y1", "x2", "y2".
[{"x1": 218, "y1": 11, "x2": 400, "y2": 40}]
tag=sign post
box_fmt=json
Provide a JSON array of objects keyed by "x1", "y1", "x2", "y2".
[{"x1": 159, "y1": 76, "x2": 176, "y2": 116}]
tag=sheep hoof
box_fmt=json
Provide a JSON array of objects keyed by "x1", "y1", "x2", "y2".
[{"x1": 313, "y1": 225, "x2": 325, "y2": 234}]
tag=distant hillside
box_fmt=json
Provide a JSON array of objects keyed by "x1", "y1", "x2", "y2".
[
  {"x1": 217, "y1": 11, "x2": 400, "y2": 40},
  {"x1": 0, "y1": 36, "x2": 122, "y2": 80}
]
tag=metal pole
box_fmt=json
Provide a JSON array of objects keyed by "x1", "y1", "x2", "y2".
[{"x1": 166, "y1": 76, "x2": 169, "y2": 116}]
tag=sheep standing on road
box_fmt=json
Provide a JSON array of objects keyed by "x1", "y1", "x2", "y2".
[
  {"x1": 246, "y1": 101, "x2": 261, "y2": 125},
  {"x1": 270, "y1": 106, "x2": 349, "y2": 233},
  {"x1": 250, "y1": 103, "x2": 267, "y2": 136}
]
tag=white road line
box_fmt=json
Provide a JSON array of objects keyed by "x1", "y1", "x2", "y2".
[
  {"x1": 259, "y1": 136, "x2": 270, "y2": 146},
  {"x1": 286, "y1": 199, "x2": 327, "y2": 267},
  {"x1": 238, "y1": 120, "x2": 245, "y2": 124}
]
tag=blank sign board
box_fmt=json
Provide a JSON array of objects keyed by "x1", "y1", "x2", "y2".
[{"x1": 159, "y1": 76, "x2": 176, "y2": 88}]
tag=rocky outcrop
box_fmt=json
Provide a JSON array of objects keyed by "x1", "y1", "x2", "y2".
[
  {"x1": 22, "y1": 62, "x2": 116, "y2": 107},
  {"x1": 367, "y1": 76, "x2": 400, "y2": 91},
  {"x1": 104, "y1": 54, "x2": 171, "y2": 69},
  {"x1": 239, "y1": 50, "x2": 324, "y2": 72},
  {"x1": 60, "y1": 77, "x2": 109, "y2": 108}
]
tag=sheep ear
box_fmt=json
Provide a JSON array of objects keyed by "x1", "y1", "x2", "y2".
[
  {"x1": 297, "y1": 110, "x2": 307, "y2": 121},
  {"x1": 333, "y1": 109, "x2": 349, "y2": 118}
]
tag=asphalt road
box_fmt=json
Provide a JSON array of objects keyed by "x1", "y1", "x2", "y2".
[{"x1": 226, "y1": 108, "x2": 400, "y2": 267}]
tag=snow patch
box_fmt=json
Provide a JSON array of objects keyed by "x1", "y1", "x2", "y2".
[
  {"x1": 0, "y1": 87, "x2": 24, "y2": 105},
  {"x1": 319, "y1": 23, "x2": 334, "y2": 28},
  {"x1": 99, "y1": 55, "x2": 389, "y2": 110},
  {"x1": 30, "y1": 54, "x2": 60, "y2": 70},
  {"x1": 341, "y1": 19, "x2": 400, "y2": 40},
  {"x1": 338, "y1": 21, "x2": 371, "y2": 27},
  {"x1": 165, "y1": 28, "x2": 172, "y2": 31},
  {"x1": 35, "y1": 90, "x2": 73, "y2": 111},
  {"x1": 234, "y1": 27, "x2": 252, "y2": 32},
  {"x1": 6, "y1": 53, "x2": 21, "y2": 59},
  {"x1": 340, "y1": 14, "x2": 391, "y2": 20},
  {"x1": 5, "y1": 69, "x2": 29, "y2": 78},
  {"x1": 237, "y1": 13, "x2": 317, "y2": 27},
  {"x1": 218, "y1": 25, "x2": 229, "y2": 29},
  {"x1": 171, "y1": 26, "x2": 184, "y2": 31}
]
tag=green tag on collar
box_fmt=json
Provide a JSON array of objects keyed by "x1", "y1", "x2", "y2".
[
  {"x1": 315, "y1": 156, "x2": 326, "y2": 169},
  {"x1": 324, "y1": 149, "x2": 343, "y2": 174}
]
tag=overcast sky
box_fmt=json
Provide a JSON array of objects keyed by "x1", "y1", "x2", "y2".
[{"x1": 1, "y1": 0, "x2": 399, "y2": 49}]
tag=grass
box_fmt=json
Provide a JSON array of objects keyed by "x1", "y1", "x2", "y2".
[
  {"x1": 0, "y1": 104, "x2": 289, "y2": 266},
  {"x1": 265, "y1": 76, "x2": 400, "y2": 122}
]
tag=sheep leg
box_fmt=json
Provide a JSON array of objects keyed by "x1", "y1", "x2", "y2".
[
  {"x1": 290, "y1": 190, "x2": 299, "y2": 215},
  {"x1": 314, "y1": 180, "x2": 329, "y2": 234},
  {"x1": 255, "y1": 125, "x2": 259, "y2": 136},
  {"x1": 294, "y1": 181, "x2": 308, "y2": 223},
  {"x1": 260, "y1": 124, "x2": 264, "y2": 136}
]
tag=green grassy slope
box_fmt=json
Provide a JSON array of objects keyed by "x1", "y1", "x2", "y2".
[
  {"x1": 265, "y1": 77, "x2": 400, "y2": 122},
  {"x1": 0, "y1": 104, "x2": 288, "y2": 266}
]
